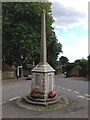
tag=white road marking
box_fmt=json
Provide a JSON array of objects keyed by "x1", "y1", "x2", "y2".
[
  {"x1": 0, "y1": 101, "x2": 7, "y2": 105},
  {"x1": 9, "y1": 96, "x2": 21, "y2": 101},
  {"x1": 77, "y1": 95, "x2": 85, "y2": 98},
  {"x1": 84, "y1": 94, "x2": 90, "y2": 96},
  {"x1": 1, "y1": 96, "x2": 21, "y2": 105},
  {"x1": 73, "y1": 91, "x2": 79, "y2": 94},
  {"x1": 56, "y1": 85, "x2": 89, "y2": 100},
  {"x1": 86, "y1": 98, "x2": 90, "y2": 100},
  {"x1": 66, "y1": 89, "x2": 72, "y2": 91}
]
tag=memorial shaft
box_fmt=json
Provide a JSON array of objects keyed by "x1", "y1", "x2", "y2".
[{"x1": 40, "y1": 9, "x2": 47, "y2": 63}]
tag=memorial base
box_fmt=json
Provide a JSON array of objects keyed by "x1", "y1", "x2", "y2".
[
  {"x1": 23, "y1": 95, "x2": 58, "y2": 106},
  {"x1": 16, "y1": 95, "x2": 69, "y2": 110}
]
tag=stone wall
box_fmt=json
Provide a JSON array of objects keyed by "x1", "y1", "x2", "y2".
[
  {"x1": 66, "y1": 66, "x2": 80, "y2": 77},
  {"x1": 2, "y1": 63, "x2": 15, "y2": 79},
  {"x1": 2, "y1": 71, "x2": 15, "y2": 79}
]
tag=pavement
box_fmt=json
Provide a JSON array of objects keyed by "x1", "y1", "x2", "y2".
[
  {"x1": 59, "y1": 74, "x2": 88, "y2": 81},
  {"x1": 68, "y1": 77, "x2": 88, "y2": 81},
  {"x1": 2, "y1": 77, "x2": 27, "y2": 83}
]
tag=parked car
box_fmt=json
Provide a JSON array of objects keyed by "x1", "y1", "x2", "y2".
[
  {"x1": 64, "y1": 71, "x2": 67, "y2": 75},
  {"x1": 26, "y1": 73, "x2": 32, "y2": 80}
]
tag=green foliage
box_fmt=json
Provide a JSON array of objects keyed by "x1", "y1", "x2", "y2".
[
  {"x1": 65, "y1": 63, "x2": 75, "y2": 73},
  {"x1": 74, "y1": 58, "x2": 87, "y2": 70},
  {"x1": 65, "y1": 58, "x2": 88, "y2": 77},
  {"x1": 55, "y1": 61, "x2": 62, "y2": 74},
  {"x1": 2, "y1": 2, "x2": 62, "y2": 70},
  {"x1": 88, "y1": 55, "x2": 90, "y2": 69},
  {"x1": 59, "y1": 56, "x2": 69, "y2": 65}
]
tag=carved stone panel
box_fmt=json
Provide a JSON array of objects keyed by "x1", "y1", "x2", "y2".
[
  {"x1": 48, "y1": 73, "x2": 53, "y2": 92},
  {"x1": 34, "y1": 73, "x2": 43, "y2": 89}
]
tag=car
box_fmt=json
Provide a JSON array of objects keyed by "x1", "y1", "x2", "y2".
[
  {"x1": 64, "y1": 71, "x2": 67, "y2": 75},
  {"x1": 27, "y1": 74, "x2": 32, "y2": 80}
]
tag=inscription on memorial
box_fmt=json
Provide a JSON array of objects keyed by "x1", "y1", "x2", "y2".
[
  {"x1": 35, "y1": 73, "x2": 42, "y2": 89},
  {"x1": 48, "y1": 73, "x2": 53, "y2": 91}
]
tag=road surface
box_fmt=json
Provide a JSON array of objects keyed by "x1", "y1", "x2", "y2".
[{"x1": 2, "y1": 74, "x2": 89, "y2": 118}]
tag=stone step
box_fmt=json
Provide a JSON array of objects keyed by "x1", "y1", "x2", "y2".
[
  {"x1": 27, "y1": 95, "x2": 57, "y2": 102},
  {"x1": 22, "y1": 96, "x2": 62, "y2": 106}
]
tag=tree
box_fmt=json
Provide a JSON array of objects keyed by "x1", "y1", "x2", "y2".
[
  {"x1": 2, "y1": 2, "x2": 62, "y2": 70},
  {"x1": 74, "y1": 58, "x2": 87, "y2": 70},
  {"x1": 65, "y1": 63, "x2": 75, "y2": 76},
  {"x1": 74, "y1": 58, "x2": 88, "y2": 77},
  {"x1": 59, "y1": 56, "x2": 69, "y2": 65}
]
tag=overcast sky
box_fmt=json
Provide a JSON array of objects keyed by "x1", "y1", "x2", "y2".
[{"x1": 49, "y1": 0, "x2": 89, "y2": 62}]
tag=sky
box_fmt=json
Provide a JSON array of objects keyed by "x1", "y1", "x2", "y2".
[{"x1": 49, "y1": 0, "x2": 89, "y2": 62}]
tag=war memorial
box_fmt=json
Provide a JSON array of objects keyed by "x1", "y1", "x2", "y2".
[{"x1": 17, "y1": 9, "x2": 69, "y2": 110}]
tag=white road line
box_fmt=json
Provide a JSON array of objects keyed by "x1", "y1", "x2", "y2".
[
  {"x1": 86, "y1": 98, "x2": 90, "y2": 100},
  {"x1": 77, "y1": 95, "x2": 85, "y2": 98},
  {"x1": 0, "y1": 101, "x2": 7, "y2": 105},
  {"x1": 9, "y1": 96, "x2": 21, "y2": 101},
  {"x1": 1, "y1": 97, "x2": 20, "y2": 105},
  {"x1": 84, "y1": 94, "x2": 90, "y2": 96},
  {"x1": 73, "y1": 91, "x2": 79, "y2": 94},
  {"x1": 56, "y1": 85, "x2": 88, "y2": 100},
  {"x1": 66, "y1": 89, "x2": 72, "y2": 92}
]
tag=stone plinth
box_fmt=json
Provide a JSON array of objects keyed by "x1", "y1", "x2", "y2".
[
  {"x1": 31, "y1": 62, "x2": 55, "y2": 100},
  {"x1": 22, "y1": 95, "x2": 60, "y2": 106}
]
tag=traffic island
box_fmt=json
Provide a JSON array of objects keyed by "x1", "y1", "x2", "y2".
[{"x1": 16, "y1": 95, "x2": 69, "y2": 111}]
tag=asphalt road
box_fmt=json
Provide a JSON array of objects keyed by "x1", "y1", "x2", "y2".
[
  {"x1": 2, "y1": 74, "x2": 89, "y2": 118},
  {"x1": 55, "y1": 74, "x2": 88, "y2": 95}
]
